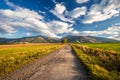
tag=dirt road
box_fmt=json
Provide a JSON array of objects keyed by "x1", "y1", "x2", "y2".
[{"x1": 0, "y1": 45, "x2": 88, "y2": 80}]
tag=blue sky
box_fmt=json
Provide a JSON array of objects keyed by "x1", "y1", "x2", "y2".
[{"x1": 0, "y1": 0, "x2": 120, "y2": 40}]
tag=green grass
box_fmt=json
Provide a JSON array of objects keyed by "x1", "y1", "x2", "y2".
[
  {"x1": 79, "y1": 42, "x2": 120, "y2": 53},
  {"x1": 71, "y1": 43, "x2": 120, "y2": 80},
  {"x1": 0, "y1": 44, "x2": 64, "y2": 76}
]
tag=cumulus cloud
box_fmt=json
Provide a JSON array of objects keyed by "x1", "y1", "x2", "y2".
[
  {"x1": 51, "y1": 0, "x2": 120, "y2": 24},
  {"x1": 83, "y1": 0, "x2": 120, "y2": 24},
  {"x1": 48, "y1": 21, "x2": 73, "y2": 34},
  {"x1": 0, "y1": 8, "x2": 45, "y2": 34},
  {"x1": 51, "y1": 3, "x2": 87, "y2": 23},
  {"x1": 65, "y1": 7, "x2": 87, "y2": 18},
  {"x1": 54, "y1": 4, "x2": 66, "y2": 14},
  {"x1": 76, "y1": 0, "x2": 89, "y2": 4},
  {"x1": 26, "y1": 32, "x2": 32, "y2": 36},
  {"x1": 78, "y1": 23, "x2": 120, "y2": 40},
  {"x1": 50, "y1": 3, "x2": 74, "y2": 23},
  {"x1": 0, "y1": 24, "x2": 16, "y2": 34},
  {"x1": 0, "y1": 0, "x2": 74, "y2": 38},
  {"x1": 5, "y1": 0, "x2": 18, "y2": 8},
  {"x1": 1, "y1": 0, "x2": 120, "y2": 39}
]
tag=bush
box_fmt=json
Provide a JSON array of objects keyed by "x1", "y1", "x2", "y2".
[{"x1": 61, "y1": 38, "x2": 67, "y2": 44}]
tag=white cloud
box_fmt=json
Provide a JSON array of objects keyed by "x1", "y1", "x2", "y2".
[
  {"x1": 76, "y1": 0, "x2": 89, "y2": 4},
  {"x1": 38, "y1": 10, "x2": 46, "y2": 14},
  {"x1": 71, "y1": 30, "x2": 80, "y2": 36},
  {"x1": 72, "y1": 30, "x2": 79, "y2": 34},
  {"x1": 51, "y1": 0, "x2": 120, "y2": 24},
  {"x1": 78, "y1": 23, "x2": 120, "y2": 40},
  {"x1": 2, "y1": 0, "x2": 120, "y2": 39},
  {"x1": 26, "y1": 32, "x2": 32, "y2": 36},
  {"x1": 65, "y1": 7, "x2": 87, "y2": 18},
  {"x1": 0, "y1": 24, "x2": 16, "y2": 34},
  {"x1": 0, "y1": 8, "x2": 46, "y2": 34},
  {"x1": 50, "y1": 3, "x2": 74, "y2": 23},
  {"x1": 0, "y1": 9, "x2": 43, "y2": 20},
  {"x1": 0, "y1": 0, "x2": 75, "y2": 38},
  {"x1": 83, "y1": 0, "x2": 120, "y2": 24},
  {"x1": 52, "y1": 0, "x2": 57, "y2": 4},
  {"x1": 55, "y1": 4, "x2": 66, "y2": 14},
  {"x1": 51, "y1": 3, "x2": 87, "y2": 23},
  {"x1": 5, "y1": 0, "x2": 18, "y2": 8},
  {"x1": 48, "y1": 21, "x2": 73, "y2": 34}
]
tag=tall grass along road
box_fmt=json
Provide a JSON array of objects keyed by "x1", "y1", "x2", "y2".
[
  {"x1": 0, "y1": 45, "x2": 87, "y2": 80},
  {"x1": 0, "y1": 44, "x2": 64, "y2": 78},
  {"x1": 72, "y1": 44, "x2": 120, "y2": 80}
]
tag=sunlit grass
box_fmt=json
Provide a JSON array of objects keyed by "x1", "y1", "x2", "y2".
[
  {"x1": 72, "y1": 43, "x2": 120, "y2": 80},
  {"x1": 0, "y1": 44, "x2": 64, "y2": 76},
  {"x1": 79, "y1": 42, "x2": 120, "y2": 53}
]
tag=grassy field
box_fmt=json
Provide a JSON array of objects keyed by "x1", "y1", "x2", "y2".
[
  {"x1": 79, "y1": 42, "x2": 120, "y2": 53},
  {"x1": 0, "y1": 43, "x2": 64, "y2": 76},
  {"x1": 71, "y1": 43, "x2": 120, "y2": 80}
]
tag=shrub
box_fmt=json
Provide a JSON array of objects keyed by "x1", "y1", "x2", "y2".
[{"x1": 61, "y1": 38, "x2": 67, "y2": 44}]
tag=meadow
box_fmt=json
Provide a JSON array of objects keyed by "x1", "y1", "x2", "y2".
[
  {"x1": 71, "y1": 42, "x2": 120, "y2": 80},
  {"x1": 79, "y1": 42, "x2": 120, "y2": 53},
  {"x1": 0, "y1": 43, "x2": 64, "y2": 76}
]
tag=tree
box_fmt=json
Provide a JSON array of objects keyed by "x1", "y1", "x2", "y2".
[{"x1": 61, "y1": 38, "x2": 67, "y2": 44}]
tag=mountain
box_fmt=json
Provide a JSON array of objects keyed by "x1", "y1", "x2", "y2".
[
  {"x1": 0, "y1": 36, "x2": 57, "y2": 44},
  {"x1": 64, "y1": 36, "x2": 119, "y2": 43},
  {"x1": 0, "y1": 38, "x2": 12, "y2": 43},
  {"x1": 0, "y1": 35, "x2": 119, "y2": 44}
]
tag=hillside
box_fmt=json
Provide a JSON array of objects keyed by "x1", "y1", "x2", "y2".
[
  {"x1": 0, "y1": 35, "x2": 119, "y2": 44},
  {"x1": 0, "y1": 36, "x2": 57, "y2": 44},
  {"x1": 65, "y1": 36, "x2": 119, "y2": 43}
]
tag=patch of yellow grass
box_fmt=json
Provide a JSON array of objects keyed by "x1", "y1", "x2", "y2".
[{"x1": 0, "y1": 44, "x2": 64, "y2": 76}]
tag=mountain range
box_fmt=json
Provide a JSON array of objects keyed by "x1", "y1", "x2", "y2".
[
  {"x1": 65, "y1": 36, "x2": 119, "y2": 43},
  {"x1": 0, "y1": 35, "x2": 119, "y2": 44},
  {"x1": 0, "y1": 36, "x2": 56, "y2": 44}
]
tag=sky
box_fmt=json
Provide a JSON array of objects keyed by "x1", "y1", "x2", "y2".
[{"x1": 0, "y1": 0, "x2": 120, "y2": 40}]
